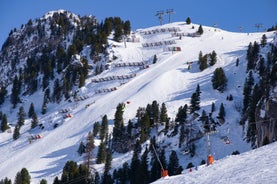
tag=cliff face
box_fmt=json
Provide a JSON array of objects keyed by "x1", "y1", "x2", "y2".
[{"x1": 256, "y1": 88, "x2": 277, "y2": 147}]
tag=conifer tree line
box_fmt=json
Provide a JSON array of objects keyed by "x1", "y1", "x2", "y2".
[
  {"x1": 197, "y1": 50, "x2": 228, "y2": 92},
  {"x1": 74, "y1": 85, "x2": 226, "y2": 183},
  {"x1": 242, "y1": 34, "x2": 277, "y2": 147},
  {"x1": 198, "y1": 50, "x2": 218, "y2": 71},
  {"x1": 2, "y1": 83, "x2": 228, "y2": 183}
]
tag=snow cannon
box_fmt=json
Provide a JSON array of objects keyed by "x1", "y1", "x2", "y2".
[
  {"x1": 207, "y1": 154, "x2": 214, "y2": 165},
  {"x1": 161, "y1": 169, "x2": 168, "y2": 177}
]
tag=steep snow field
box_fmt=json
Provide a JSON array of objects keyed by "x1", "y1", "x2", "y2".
[
  {"x1": 0, "y1": 21, "x2": 276, "y2": 183},
  {"x1": 153, "y1": 142, "x2": 277, "y2": 184}
]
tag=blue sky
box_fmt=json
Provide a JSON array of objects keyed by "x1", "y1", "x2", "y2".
[{"x1": 1, "y1": 0, "x2": 276, "y2": 47}]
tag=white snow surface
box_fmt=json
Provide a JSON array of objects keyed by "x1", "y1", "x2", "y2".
[
  {"x1": 153, "y1": 142, "x2": 277, "y2": 184},
  {"x1": 0, "y1": 21, "x2": 276, "y2": 183}
]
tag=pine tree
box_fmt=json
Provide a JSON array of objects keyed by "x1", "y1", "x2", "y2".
[
  {"x1": 197, "y1": 25, "x2": 204, "y2": 35},
  {"x1": 190, "y1": 90, "x2": 200, "y2": 114},
  {"x1": 196, "y1": 84, "x2": 201, "y2": 97},
  {"x1": 258, "y1": 57, "x2": 265, "y2": 75},
  {"x1": 96, "y1": 141, "x2": 106, "y2": 164},
  {"x1": 168, "y1": 150, "x2": 183, "y2": 176},
  {"x1": 246, "y1": 41, "x2": 260, "y2": 71},
  {"x1": 247, "y1": 84, "x2": 262, "y2": 146},
  {"x1": 1, "y1": 114, "x2": 9, "y2": 132},
  {"x1": 123, "y1": 20, "x2": 131, "y2": 35},
  {"x1": 17, "y1": 106, "x2": 26, "y2": 127},
  {"x1": 153, "y1": 54, "x2": 157, "y2": 64},
  {"x1": 104, "y1": 149, "x2": 113, "y2": 174},
  {"x1": 211, "y1": 102, "x2": 216, "y2": 113},
  {"x1": 10, "y1": 76, "x2": 21, "y2": 108},
  {"x1": 85, "y1": 131, "x2": 95, "y2": 169},
  {"x1": 94, "y1": 172, "x2": 100, "y2": 184},
  {"x1": 262, "y1": 136, "x2": 269, "y2": 146},
  {"x1": 113, "y1": 103, "x2": 124, "y2": 132},
  {"x1": 140, "y1": 113, "x2": 151, "y2": 143},
  {"x1": 93, "y1": 121, "x2": 100, "y2": 137},
  {"x1": 112, "y1": 103, "x2": 125, "y2": 150},
  {"x1": 199, "y1": 54, "x2": 208, "y2": 71},
  {"x1": 61, "y1": 161, "x2": 79, "y2": 183},
  {"x1": 186, "y1": 17, "x2": 191, "y2": 24},
  {"x1": 0, "y1": 86, "x2": 7, "y2": 105},
  {"x1": 209, "y1": 50, "x2": 217, "y2": 66},
  {"x1": 13, "y1": 124, "x2": 20, "y2": 140},
  {"x1": 175, "y1": 105, "x2": 187, "y2": 123},
  {"x1": 217, "y1": 103, "x2": 225, "y2": 119},
  {"x1": 52, "y1": 177, "x2": 60, "y2": 184},
  {"x1": 261, "y1": 34, "x2": 267, "y2": 47},
  {"x1": 113, "y1": 19, "x2": 124, "y2": 42},
  {"x1": 101, "y1": 172, "x2": 114, "y2": 184},
  {"x1": 31, "y1": 112, "x2": 38, "y2": 129},
  {"x1": 186, "y1": 162, "x2": 194, "y2": 169},
  {"x1": 199, "y1": 110, "x2": 208, "y2": 122},
  {"x1": 236, "y1": 58, "x2": 239, "y2": 67},
  {"x1": 150, "y1": 155, "x2": 160, "y2": 182},
  {"x1": 79, "y1": 72, "x2": 85, "y2": 88},
  {"x1": 160, "y1": 102, "x2": 168, "y2": 123},
  {"x1": 130, "y1": 140, "x2": 141, "y2": 184},
  {"x1": 0, "y1": 177, "x2": 12, "y2": 184},
  {"x1": 39, "y1": 179, "x2": 47, "y2": 184},
  {"x1": 77, "y1": 141, "x2": 86, "y2": 156},
  {"x1": 52, "y1": 79, "x2": 62, "y2": 103},
  {"x1": 243, "y1": 71, "x2": 254, "y2": 113},
  {"x1": 138, "y1": 147, "x2": 150, "y2": 184},
  {"x1": 28, "y1": 102, "x2": 35, "y2": 118},
  {"x1": 14, "y1": 168, "x2": 31, "y2": 184},
  {"x1": 246, "y1": 42, "x2": 254, "y2": 71},
  {"x1": 198, "y1": 51, "x2": 203, "y2": 64},
  {"x1": 211, "y1": 67, "x2": 228, "y2": 92},
  {"x1": 100, "y1": 115, "x2": 109, "y2": 142},
  {"x1": 127, "y1": 120, "x2": 133, "y2": 137},
  {"x1": 116, "y1": 162, "x2": 129, "y2": 184}
]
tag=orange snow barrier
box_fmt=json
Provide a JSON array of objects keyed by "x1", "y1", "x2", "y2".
[
  {"x1": 161, "y1": 169, "x2": 168, "y2": 177},
  {"x1": 207, "y1": 155, "x2": 214, "y2": 165}
]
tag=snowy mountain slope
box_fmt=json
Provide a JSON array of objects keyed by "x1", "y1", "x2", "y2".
[
  {"x1": 0, "y1": 21, "x2": 276, "y2": 183},
  {"x1": 153, "y1": 142, "x2": 277, "y2": 184}
]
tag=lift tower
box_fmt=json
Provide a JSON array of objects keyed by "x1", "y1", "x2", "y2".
[
  {"x1": 166, "y1": 9, "x2": 175, "y2": 23},
  {"x1": 156, "y1": 10, "x2": 164, "y2": 25}
]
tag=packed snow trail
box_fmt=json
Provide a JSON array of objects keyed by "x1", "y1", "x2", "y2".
[{"x1": 153, "y1": 142, "x2": 277, "y2": 184}]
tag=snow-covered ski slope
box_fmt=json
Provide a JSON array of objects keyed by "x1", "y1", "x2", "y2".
[
  {"x1": 0, "y1": 22, "x2": 276, "y2": 183},
  {"x1": 153, "y1": 142, "x2": 277, "y2": 184}
]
